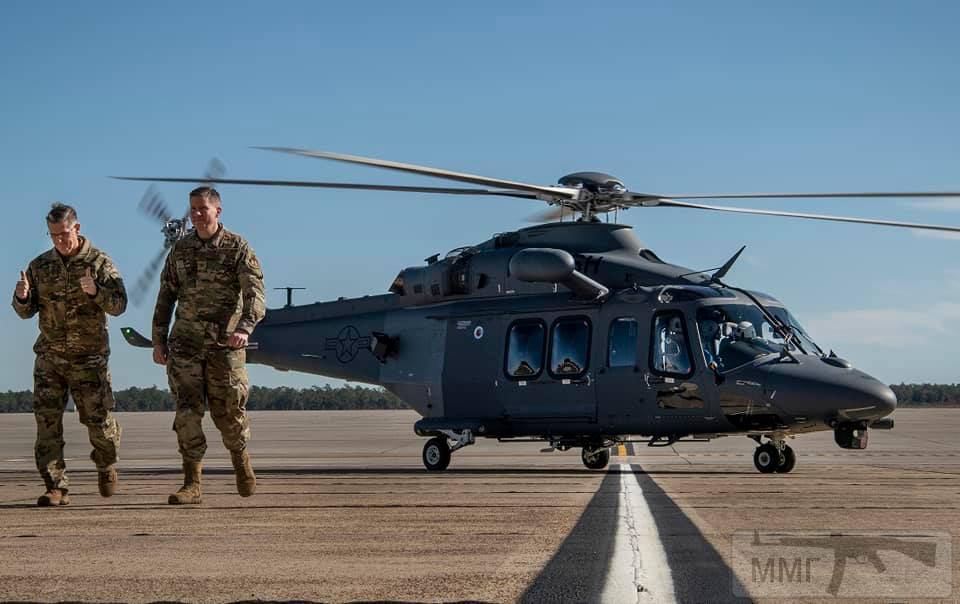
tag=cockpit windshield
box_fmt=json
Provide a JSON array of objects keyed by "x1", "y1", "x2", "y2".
[
  {"x1": 696, "y1": 304, "x2": 822, "y2": 371},
  {"x1": 769, "y1": 307, "x2": 823, "y2": 357}
]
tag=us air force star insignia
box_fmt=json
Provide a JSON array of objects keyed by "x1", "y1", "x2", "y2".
[{"x1": 324, "y1": 325, "x2": 372, "y2": 363}]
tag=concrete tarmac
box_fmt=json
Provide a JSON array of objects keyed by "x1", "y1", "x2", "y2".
[{"x1": 0, "y1": 409, "x2": 957, "y2": 603}]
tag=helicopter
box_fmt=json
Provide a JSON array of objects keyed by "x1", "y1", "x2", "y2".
[{"x1": 114, "y1": 148, "x2": 960, "y2": 473}]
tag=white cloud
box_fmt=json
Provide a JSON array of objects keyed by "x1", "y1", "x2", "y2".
[
  {"x1": 906, "y1": 199, "x2": 960, "y2": 212},
  {"x1": 806, "y1": 303, "x2": 960, "y2": 348},
  {"x1": 910, "y1": 228, "x2": 960, "y2": 240}
]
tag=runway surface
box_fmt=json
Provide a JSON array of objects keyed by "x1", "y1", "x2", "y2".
[{"x1": 0, "y1": 409, "x2": 957, "y2": 603}]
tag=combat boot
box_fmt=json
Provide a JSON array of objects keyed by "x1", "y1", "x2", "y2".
[
  {"x1": 98, "y1": 467, "x2": 118, "y2": 497},
  {"x1": 168, "y1": 461, "x2": 202, "y2": 505},
  {"x1": 37, "y1": 488, "x2": 70, "y2": 507},
  {"x1": 230, "y1": 449, "x2": 256, "y2": 497}
]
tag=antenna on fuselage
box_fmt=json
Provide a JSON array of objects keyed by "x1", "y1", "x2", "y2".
[
  {"x1": 710, "y1": 246, "x2": 747, "y2": 284},
  {"x1": 274, "y1": 287, "x2": 306, "y2": 308}
]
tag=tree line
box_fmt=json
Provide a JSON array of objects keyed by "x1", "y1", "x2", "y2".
[
  {"x1": 890, "y1": 383, "x2": 960, "y2": 407},
  {"x1": 0, "y1": 383, "x2": 958, "y2": 413},
  {"x1": 0, "y1": 384, "x2": 410, "y2": 413}
]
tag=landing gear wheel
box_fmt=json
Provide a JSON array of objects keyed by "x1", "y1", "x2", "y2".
[
  {"x1": 775, "y1": 444, "x2": 796, "y2": 473},
  {"x1": 581, "y1": 447, "x2": 610, "y2": 470},
  {"x1": 422, "y1": 437, "x2": 451, "y2": 471},
  {"x1": 754, "y1": 444, "x2": 782, "y2": 473}
]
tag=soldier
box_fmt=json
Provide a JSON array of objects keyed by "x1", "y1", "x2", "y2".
[
  {"x1": 12, "y1": 203, "x2": 127, "y2": 506},
  {"x1": 152, "y1": 186, "x2": 265, "y2": 505}
]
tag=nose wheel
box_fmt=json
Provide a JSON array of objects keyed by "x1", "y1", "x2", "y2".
[
  {"x1": 752, "y1": 440, "x2": 796, "y2": 473},
  {"x1": 777, "y1": 444, "x2": 796, "y2": 473}
]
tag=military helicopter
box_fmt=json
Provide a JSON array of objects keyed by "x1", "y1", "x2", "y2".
[{"x1": 115, "y1": 148, "x2": 960, "y2": 473}]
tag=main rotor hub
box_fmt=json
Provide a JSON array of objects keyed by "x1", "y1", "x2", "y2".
[{"x1": 558, "y1": 172, "x2": 626, "y2": 197}]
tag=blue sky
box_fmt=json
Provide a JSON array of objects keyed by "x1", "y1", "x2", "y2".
[{"x1": 1, "y1": 1, "x2": 958, "y2": 390}]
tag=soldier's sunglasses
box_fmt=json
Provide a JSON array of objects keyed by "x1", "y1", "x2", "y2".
[{"x1": 47, "y1": 224, "x2": 78, "y2": 242}]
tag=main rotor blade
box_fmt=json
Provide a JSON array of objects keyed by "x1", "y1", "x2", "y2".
[
  {"x1": 654, "y1": 199, "x2": 960, "y2": 233},
  {"x1": 658, "y1": 191, "x2": 960, "y2": 200},
  {"x1": 112, "y1": 176, "x2": 540, "y2": 200},
  {"x1": 255, "y1": 147, "x2": 579, "y2": 200}
]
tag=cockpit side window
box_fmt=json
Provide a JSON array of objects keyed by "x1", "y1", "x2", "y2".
[
  {"x1": 650, "y1": 311, "x2": 694, "y2": 378},
  {"x1": 549, "y1": 317, "x2": 591, "y2": 378},
  {"x1": 698, "y1": 305, "x2": 794, "y2": 371},
  {"x1": 608, "y1": 317, "x2": 638, "y2": 368},
  {"x1": 505, "y1": 320, "x2": 545, "y2": 379}
]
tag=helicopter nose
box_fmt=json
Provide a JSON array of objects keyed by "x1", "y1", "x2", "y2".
[
  {"x1": 764, "y1": 360, "x2": 897, "y2": 423},
  {"x1": 836, "y1": 373, "x2": 897, "y2": 421},
  {"x1": 865, "y1": 380, "x2": 897, "y2": 417}
]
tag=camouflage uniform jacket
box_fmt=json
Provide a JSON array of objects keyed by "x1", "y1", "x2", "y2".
[
  {"x1": 12, "y1": 237, "x2": 127, "y2": 356},
  {"x1": 152, "y1": 225, "x2": 265, "y2": 354}
]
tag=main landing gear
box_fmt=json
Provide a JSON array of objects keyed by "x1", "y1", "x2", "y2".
[
  {"x1": 581, "y1": 446, "x2": 611, "y2": 470},
  {"x1": 422, "y1": 430, "x2": 475, "y2": 471},
  {"x1": 750, "y1": 434, "x2": 796, "y2": 474}
]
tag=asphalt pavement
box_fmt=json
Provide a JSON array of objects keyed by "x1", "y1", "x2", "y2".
[{"x1": 0, "y1": 409, "x2": 957, "y2": 603}]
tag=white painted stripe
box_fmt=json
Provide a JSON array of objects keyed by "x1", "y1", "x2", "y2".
[{"x1": 600, "y1": 463, "x2": 676, "y2": 604}]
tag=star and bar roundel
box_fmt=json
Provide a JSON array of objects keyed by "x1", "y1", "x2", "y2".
[{"x1": 324, "y1": 325, "x2": 372, "y2": 363}]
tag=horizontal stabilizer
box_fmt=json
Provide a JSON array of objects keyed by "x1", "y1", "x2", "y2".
[{"x1": 121, "y1": 327, "x2": 152, "y2": 348}]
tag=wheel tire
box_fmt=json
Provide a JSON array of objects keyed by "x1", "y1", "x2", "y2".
[
  {"x1": 581, "y1": 447, "x2": 610, "y2": 470},
  {"x1": 753, "y1": 444, "x2": 781, "y2": 474},
  {"x1": 422, "y1": 437, "x2": 451, "y2": 471},
  {"x1": 776, "y1": 444, "x2": 796, "y2": 473}
]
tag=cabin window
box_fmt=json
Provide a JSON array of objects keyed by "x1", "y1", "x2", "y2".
[
  {"x1": 650, "y1": 312, "x2": 694, "y2": 377},
  {"x1": 549, "y1": 317, "x2": 591, "y2": 378},
  {"x1": 608, "y1": 317, "x2": 638, "y2": 368},
  {"x1": 505, "y1": 320, "x2": 545, "y2": 379}
]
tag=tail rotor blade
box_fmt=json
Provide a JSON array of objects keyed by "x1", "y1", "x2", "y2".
[
  {"x1": 204, "y1": 157, "x2": 226, "y2": 184},
  {"x1": 526, "y1": 205, "x2": 573, "y2": 223},
  {"x1": 138, "y1": 186, "x2": 173, "y2": 224},
  {"x1": 130, "y1": 247, "x2": 168, "y2": 307}
]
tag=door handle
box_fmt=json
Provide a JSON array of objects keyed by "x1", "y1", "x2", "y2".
[{"x1": 644, "y1": 374, "x2": 666, "y2": 386}]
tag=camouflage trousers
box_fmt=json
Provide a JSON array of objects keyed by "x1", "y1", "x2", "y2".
[
  {"x1": 167, "y1": 348, "x2": 251, "y2": 462},
  {"x1": 33, "y1": 353, "x2": 122, "y2": 491}
]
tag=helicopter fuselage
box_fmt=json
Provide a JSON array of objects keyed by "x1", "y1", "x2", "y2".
[{"x1": 239, "y1": 222, "x2": 896, "y2": 471}]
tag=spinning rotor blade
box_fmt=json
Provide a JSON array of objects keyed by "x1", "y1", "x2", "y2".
[
  {"x1": 256, "y1": 147, "x2": 579, "y2": 200},
  {"x1": 138, "y1": 185, "x2": 172, "y2": 224},
  {"x1": 204, "y1": 157, "x2": 226, "y2": 183},
  {"x1": 653, "y1": 199, "x2": 960, "y2": 233},
  {"x1": 130, "y1": 247, "x2": 168, "y2": 307},
  {"x1": 526, "y1": 205, "x2": 575, "y2": 222},
  {"x1": 112, "y1": 176, "x2": 540, "y2": 200}
]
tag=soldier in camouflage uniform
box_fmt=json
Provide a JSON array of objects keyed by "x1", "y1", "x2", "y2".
[
  {"x1": 12, "y1": 203, "x2": 127, "y2": 506},
  {"x1": 152, "y1": 186, "x2": 265, "y2": 505}
]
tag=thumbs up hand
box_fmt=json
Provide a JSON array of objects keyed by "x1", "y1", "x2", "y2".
[
  {"x1": 80, "y1": 266, "x2": 98, "y2": 296},
  {"x1": 15, "y1": 270, "x2": 29, "y2": 301}
]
